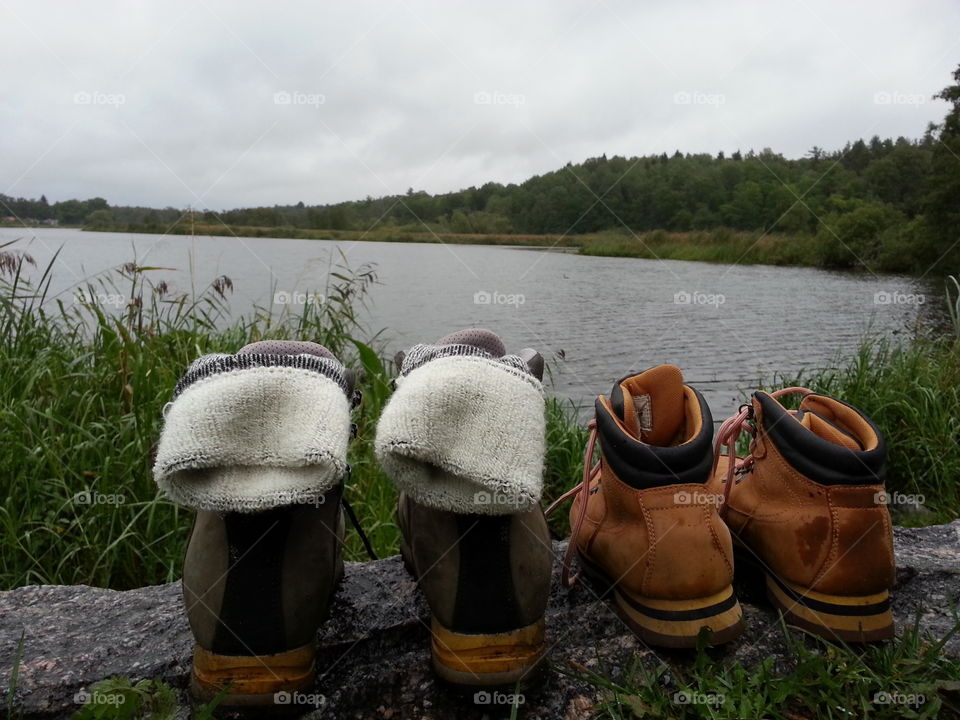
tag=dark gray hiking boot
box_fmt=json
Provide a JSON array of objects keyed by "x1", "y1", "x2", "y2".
[
  {"x1": 376, "y1": 329, "x2": 552, "y2": 686},
  {"x1": 153, "y1": 340, "x2": 357, "y2": 712}
]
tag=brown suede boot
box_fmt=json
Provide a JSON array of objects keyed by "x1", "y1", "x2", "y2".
[
  {"x1": 711, "y1": 387, "x2": 895, "y2": 642},
  {"x1": 560, "y1": 365, "x2": 745, "y2": 648},
  {"x1": 376, "y1": 329, "x2": 552, "y2": 686},
  {"x1": 153, "y1": 340, "x2": 357, "y2": 711}
]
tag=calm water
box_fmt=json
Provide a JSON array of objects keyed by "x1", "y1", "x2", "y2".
[{"x1": 2, "y1": 228, "x2": 939, "y2": 420}]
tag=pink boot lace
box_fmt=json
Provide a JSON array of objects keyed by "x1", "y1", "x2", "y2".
[
  {"x1": 712, "y1": 387, "x2": 814, "y2": 511},
  {"x1": 544, "y1": 419, "x2": 599, "y2": 588}
]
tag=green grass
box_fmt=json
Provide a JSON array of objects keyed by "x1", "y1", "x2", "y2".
[{"x1": 572, "y1": 617, "x2": 960, "y2": 719}]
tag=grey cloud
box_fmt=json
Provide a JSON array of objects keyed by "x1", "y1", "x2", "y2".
[{"x1": 1, "y1": 0, "x2": 956, "y2": 208}]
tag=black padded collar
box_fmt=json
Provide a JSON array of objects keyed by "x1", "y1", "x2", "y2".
[{"x1": 756, "y1": 392, "x2": 885, "y2": 486}]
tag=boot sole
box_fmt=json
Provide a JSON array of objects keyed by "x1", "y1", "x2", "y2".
[
  {"x1": 401, "y1": 514, "x2": 547, "y2": 685},
  {"x1": 577, "y1": 549, "x2": 745, "y2": 648},
  {"x1": 764, "y1": 573, "x2": 894, "y2": 642},
  {"x1": 732, "y1": 541, "x2": 894, "y2": 642},
  {"x1": 430, "y1": 617, "x2": 546, "y2": 686},
  {"x1": 190, "y1": 643, "x2": 317, "y2": 713}
]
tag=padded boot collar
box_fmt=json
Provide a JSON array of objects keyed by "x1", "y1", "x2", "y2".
[
  {"x1": 754, "y1": 391, "x2": 886, "y2": 486},
  {"x1": 595, "y1": 386, "x2": 714, "y2": 489}
]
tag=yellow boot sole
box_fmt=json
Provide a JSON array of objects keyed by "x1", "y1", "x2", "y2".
[
  {"x1": 578, "y1": 549, "x2": 745, "y2": 648},
  {"x1": 430, "y1": 617, "x2": 546, "y2": 686},
  {"x1": 765, "y1": 574, "x2": 894, "y2": 642},
  {"x1": 190, "y1": 643, "x2": 317, "y2": 712}
]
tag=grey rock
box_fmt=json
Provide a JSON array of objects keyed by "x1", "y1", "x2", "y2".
[
  {"x1": 888, "y1": 495, "x2": 938, "y2": 522},
  {"x1": 0, "y1": 521, "x2": 957, "y2": 719}
]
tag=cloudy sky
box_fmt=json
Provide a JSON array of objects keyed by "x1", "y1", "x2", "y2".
[{"x1": 2, "y1": 1, "x2": 957, "y2": 210}]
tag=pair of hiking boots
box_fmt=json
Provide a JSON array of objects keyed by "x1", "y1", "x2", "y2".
[
  {"x1": 560, "y1": 364, "x2": 895, "y2": 650},
  {"x1": 153, "y1": 332, "x2": 894, "y2": 714},
  {"x1": 153, "y1": 331, "x2": 551, "y2": 712}
]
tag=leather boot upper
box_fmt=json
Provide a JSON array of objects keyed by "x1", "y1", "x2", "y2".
[
  {"x1": 713, "y1": 390, "x2": 896, "y2": 596},
  {"x1": 572, "y1": 365, "x2": 736, "y2": 601}
]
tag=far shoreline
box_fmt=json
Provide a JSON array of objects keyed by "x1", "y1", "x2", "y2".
[
  {"x1": 0, "y1": 222, "x2": 939, "y2": 276},
  {"x1": 75, "y1": 223, "x2": 884, "y2": 273}
]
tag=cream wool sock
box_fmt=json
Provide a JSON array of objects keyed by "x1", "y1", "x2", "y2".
[
  {"x1": 154, "y1": 359, "x2": 351, "y2": 512},
  {"x1": 375, "y1": 353, "x2": 545, "y2": 515}
]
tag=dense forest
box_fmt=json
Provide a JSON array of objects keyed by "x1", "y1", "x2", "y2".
[{"x1": 4, "y1": 65, "x2": 960, "y2": 274}]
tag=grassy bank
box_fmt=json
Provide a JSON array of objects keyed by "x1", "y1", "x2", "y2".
[
  {"x1": 94, "y1": 221, "x2": 582, "y2": 249},
  {"x1": 87, "y1": 217, "x2": 960, "y2": 272},
  {"x1": 0, "y1": 246, "x2": 957, "y2": 591},
  {"x1": 86, "y1": 222, "x2": 834, "y2": 268},
  {"x1": 577, "y1": 227, "x2": 818, "y2": 266}
]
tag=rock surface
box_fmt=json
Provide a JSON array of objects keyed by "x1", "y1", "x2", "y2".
[{"x1": 1, "y1": 521, "x2": 958, "y2": 719}]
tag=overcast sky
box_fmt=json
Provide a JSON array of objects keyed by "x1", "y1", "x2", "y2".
[{"x1": 2, "y1": 1, "x2": 957, "y2": 210}]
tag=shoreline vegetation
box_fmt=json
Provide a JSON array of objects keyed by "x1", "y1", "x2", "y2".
[
  {"x1": 4, "y1": 221, "x2": 936, "y2": 272},
  {"x1": 100, "y1": 223, "x2": 826, "y2": 268},
  {"x1": 0, "y1": 245, "x2": 957, "y2": 592}
]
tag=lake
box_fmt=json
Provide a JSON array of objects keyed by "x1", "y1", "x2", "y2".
[{"x1": 1, "y1": 227, "x2": 940, "y2": 420}]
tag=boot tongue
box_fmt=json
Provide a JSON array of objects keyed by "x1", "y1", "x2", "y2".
[
  {"x1": 237, "y1": 340, "x2": 336, "y2": 359},
  {"x1": 796, "y1": 396, "x2": 863, "y2": 451},
  {"x1": 610, "y1": 365, "x2": 686, "y2": 446},
  {"x1": 435, "y1": 328, "x2": 506, "y2": 357}
]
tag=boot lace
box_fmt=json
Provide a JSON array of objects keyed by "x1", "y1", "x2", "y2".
[
  {"x1": 544, "y1": 419, "x2": 599, "y2": 588},
  {"x1": 712, "y1": 386, "x2": 813, "y2": 512}
]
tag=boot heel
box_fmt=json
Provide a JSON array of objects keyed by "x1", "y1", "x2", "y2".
[
  {"x1": 612, "y1": 585, "x2": 745, "y2": 648},
  {"x1": 191, "y1": 644, "x2": 316, "y2": 708},
  {"x1": 430, "y1": 617, "x2": 545, "y2": 686},
  {"x1": 765, "y1": 574, "x2": 894, "y2": 642}
]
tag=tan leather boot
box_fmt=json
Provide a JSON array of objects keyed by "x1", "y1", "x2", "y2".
[
  {"x1": 712, "y1": 387, "x2": 895, "y2": 642},
  {"x1": 560, "y1": 365, "x2": 744, "y2": 648}
]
